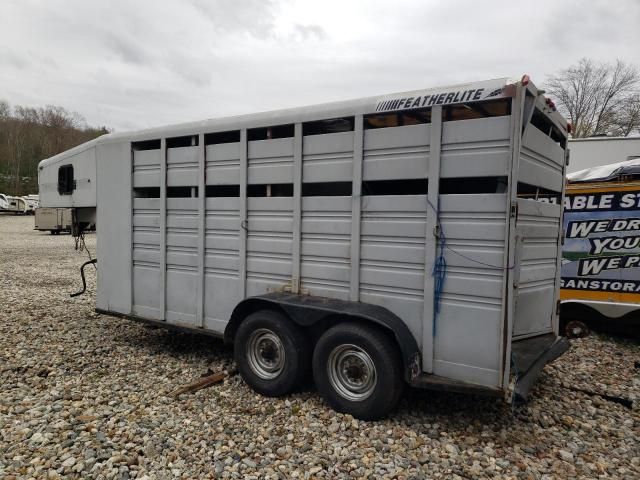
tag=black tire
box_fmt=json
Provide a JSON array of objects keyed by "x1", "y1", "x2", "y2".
[
  {"x1": 313, "y1": 322, "x2": 404, "y2": 420},
  {"x1": 234, "y1": 310, "x2": 310, "y2": 397},
  {"x1": 564, "y1": 319, "x2": 590, "y2": 338}
]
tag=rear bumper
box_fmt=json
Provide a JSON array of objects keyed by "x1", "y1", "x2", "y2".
[
  {"x1": 511, "y1": 333, "x2": 570, "y2": 401},
  {"x1": 562, "y1": 299, "x2": 640, "y2": 319}
]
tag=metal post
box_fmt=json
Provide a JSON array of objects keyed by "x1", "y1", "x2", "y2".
[
  {"x1": 500, "y1": 84, "x2": 526, "y2": 389},
  {"x1": 291, "y1": 123, "x2": 303, "y2": 293},
  {"x1": 197, "y1": 133, "x2": 205, "y2": 327},
  {"x1": 239, "y1": 129, "x2": 248, "y2": 299},
  {"x1": 422, "y1": 104, "x2": 442, "y2": 373},
  {"x1": 159, "y1": 138, "x2": 167, "y2": 321},
  {"x1": 350, "y1": 115, "x2": 364, "y2": 301}
]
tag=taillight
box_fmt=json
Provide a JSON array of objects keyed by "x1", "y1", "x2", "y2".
[
  {"x1": 567, "y1": 122, "x2": 572, "y2": 134},
  {"x1": 545, "y1": 97, "x2": 556, "y2": 111},
  {"x1": 521, "y1": 74, "x2": 530, "y2": 86}
]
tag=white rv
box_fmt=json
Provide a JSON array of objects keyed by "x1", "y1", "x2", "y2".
[
  {"x1": 38, "y1": 141, "x2": 97, "y2": 230},
  {"x1": 24, "y1": 194, "x2": 39, "y2": 214},
  {"x1": 5, "y1": 196, "x2": 29, "y2": 214},
  {"x1": 39, "y1": 76, "x2": 570, "y2": 419}
]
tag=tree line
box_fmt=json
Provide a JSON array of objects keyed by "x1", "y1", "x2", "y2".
[{"x1": 0, "y1": 101, "x2": 109, "y2": 195}]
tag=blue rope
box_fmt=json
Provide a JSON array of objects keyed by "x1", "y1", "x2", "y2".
[{"x1": 428, "y1": 198, "x2": 447, "y2": 337}]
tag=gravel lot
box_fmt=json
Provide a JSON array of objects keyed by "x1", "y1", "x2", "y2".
[{"x1": 1, "y1": 214, "x2": 639, "y2": 479}]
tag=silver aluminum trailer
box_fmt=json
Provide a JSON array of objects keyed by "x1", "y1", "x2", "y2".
[{"x1": 38, "y1": 76, "x2": 570, "y2": 419}]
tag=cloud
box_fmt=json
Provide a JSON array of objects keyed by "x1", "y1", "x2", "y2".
[
  {"x1": 0, "y1": 51, "x2": 28, "y2": 70},
  {"x1": 104, "y1": 33, "x2": 152, "y2": 66},
  {"x1": 291, "y1": 23, "x2": 326, "y2": 41},
  {"x1": 0, "y1": 0, "x2": 638, "y2": 131},
  {"x1": 189, "y1": 0, "x2": 280, "y2": 38}
]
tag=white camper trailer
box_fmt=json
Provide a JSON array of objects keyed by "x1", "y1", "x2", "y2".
[
  {"x1": 38, "y1": 77, "x2": 569, "y2": 419},
  {"x1": 38, "y1": 141, "x2": 97, "y2": 230},
  {"x1": 24, "y1": 194, "x2": 39, "y2": 214},
  {"x1": 5, "y1": 196, "x2": 29, "y2": 214}
]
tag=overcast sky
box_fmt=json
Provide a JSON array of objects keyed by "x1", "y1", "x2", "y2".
[{"x1": 1, "y1": 0, "x2": 639, "y2": 131}]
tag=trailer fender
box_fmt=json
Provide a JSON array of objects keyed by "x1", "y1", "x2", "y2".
[{"x1": 225, "y1": 292, "x2": 421, "y2": 381}]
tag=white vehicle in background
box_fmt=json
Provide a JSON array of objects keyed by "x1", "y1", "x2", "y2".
[
  {"x1": 24, "y1": 194, "x2": 39, "y2": 214},
  {"x1": 0, "y1": 194, "x2": 36, "y2": 215},
  {"x1": 37, "y1": 140, "x2": 97, "y2": 232},
  {"x1": 5, "y1": 196, "x2": 29, "y2": 214},
  {"x1": 560, "y1": 159, "x2": 640, "y2": 337}
]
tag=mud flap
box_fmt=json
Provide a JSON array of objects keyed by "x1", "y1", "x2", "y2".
[{"x1": 511, "y1": 333, "x2": 570, "y2": 401}]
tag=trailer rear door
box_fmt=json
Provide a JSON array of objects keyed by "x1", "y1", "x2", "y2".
[
  {"x1": 512, "y1": 96, "x2": 567, "y2": 338},
  {"x1": 512, "y1": 199, "x2": 562, "y2": 337}
]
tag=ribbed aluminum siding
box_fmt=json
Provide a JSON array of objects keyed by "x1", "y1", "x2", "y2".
[
  {"x1": 204, "y1": 197, "x2": 241, "y2": 331},
  {"x1": 132, "y1": 197, "x2": 161, "y2": 319},
  {"x1": 165, "y1": 198, "x2": 199, "y2": 325}
]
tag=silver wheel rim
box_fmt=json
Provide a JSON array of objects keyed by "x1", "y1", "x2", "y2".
[
  {"x1": 246, "y1": 328, "x2": 285, "y2": 380},
  {"x1": 327, "y1": 344, "x2": 377, "y2": 401}
]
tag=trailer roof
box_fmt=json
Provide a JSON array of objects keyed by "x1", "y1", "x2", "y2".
[
  {"x1": 569, "y1": 136, "x2": 640, "y2": 143},
  {"x1": 568, "y1": 157, "x2": 640, "y2": 182},
  {"x1": 40, "y1": 76, "x2": 564, "y2": 169}
]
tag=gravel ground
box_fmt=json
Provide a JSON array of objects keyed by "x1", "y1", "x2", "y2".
[{"x1": 1, "y1": 214, "x2": 639, "y2": 480}]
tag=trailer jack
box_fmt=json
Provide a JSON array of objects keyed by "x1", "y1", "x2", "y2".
[{"x1": 70, "y1": 258, "x2": 97, "y2": 297}]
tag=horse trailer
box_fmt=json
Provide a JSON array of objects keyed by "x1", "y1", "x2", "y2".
[{"x1": 39, "y1": 76, "x2": 570, "y2": 418}]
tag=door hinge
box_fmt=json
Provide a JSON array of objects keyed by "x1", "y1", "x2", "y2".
[
  {"x1": 560, "y1": 228, "x2": 565, "y2": 245},
  {"x1": 565, "y1": 148, "x2": 570, "y2": 166},
  {"x1": 556, "y1": 299, "x2": 561, "y2": 316}
]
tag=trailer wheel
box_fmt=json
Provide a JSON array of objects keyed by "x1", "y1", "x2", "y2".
[
  {"x1": 564, "y1": 320, "x2": 590, "y2": 339},
  {"x1": 313, "y1": 323, "x2": 404, "y2": 420},
  {"x1": 234, "y1": 310, "x2": 310, "y2": 397}
]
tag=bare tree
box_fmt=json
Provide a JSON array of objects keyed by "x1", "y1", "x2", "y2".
[
  {"x1": 611, "y1": 95, "x2": 640, "y2": 137},
  {"x1": 545, "y1": 58, "x2": 640, "y2": 138},
  {"x1": 0, "y1": 102, "x2": 109, "y2": 195},
  {"x1": 0, "y1": 100, "x2": 10, "y2": 118}
]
